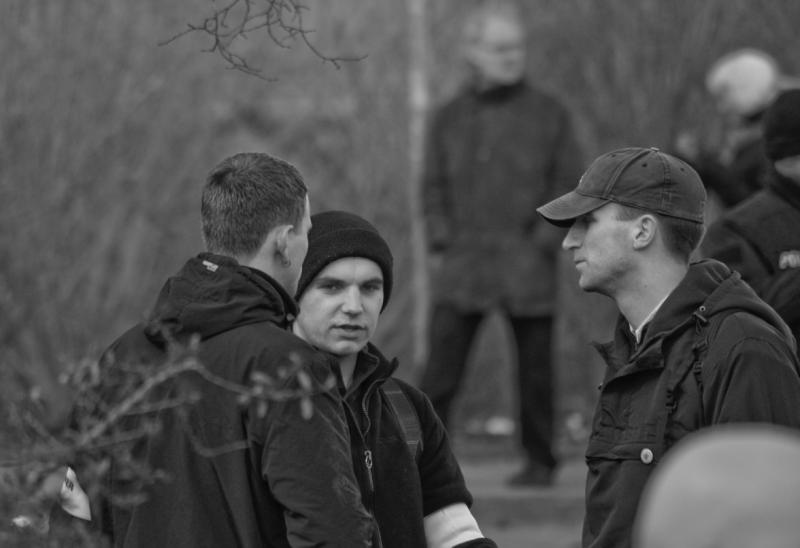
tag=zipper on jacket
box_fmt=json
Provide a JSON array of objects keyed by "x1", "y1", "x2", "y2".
[
  {"x1": 364, "y1": 449, "x2": 374, "y2": 493},
  {"x1": 360, "y1": 378, "x2": 382, "y2": 437}
]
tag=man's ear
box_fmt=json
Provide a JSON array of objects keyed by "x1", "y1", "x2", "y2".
[
  {"x1": 272, "y1": 224, "x2": 292, "y2": 264},
  {"x1": 632, "y1": 214, "x2": 657, "y2": 250}
]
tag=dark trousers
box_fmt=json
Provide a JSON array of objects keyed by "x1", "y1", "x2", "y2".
[{"x1": 419, "y1": 303, "x2": 557, "y2": 470}]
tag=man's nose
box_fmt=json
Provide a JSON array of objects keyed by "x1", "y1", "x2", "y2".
[
  {"x1": 342, "y1": 287, "x2": 363, "y2": 313},
  {"x1": 562, "y1": 226, "x2": 579, "y2": 250}
]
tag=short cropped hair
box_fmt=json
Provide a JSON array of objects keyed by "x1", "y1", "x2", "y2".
[
  {"x1": 201, "y1": 152, "x2": 307, "y2": 257},
  {"x1": 615, "y1": 205, "x2": 705, "y2": 262}
]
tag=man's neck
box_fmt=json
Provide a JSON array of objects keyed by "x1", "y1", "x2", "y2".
[
  {"x1": 616, "y1": 260, "x2": 688, "y2": 329},
  {"x1": 338, "y1": 354, "x2": 358, "y2": 389}
]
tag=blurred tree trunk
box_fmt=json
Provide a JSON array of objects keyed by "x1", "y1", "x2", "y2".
[{"x1": 406, "y1": 0, "x2": 430, "y2": 368}]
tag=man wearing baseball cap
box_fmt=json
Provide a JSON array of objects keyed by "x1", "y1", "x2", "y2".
[{"x1": 537, "y1": 147, "x2": 800, "y2": 548}]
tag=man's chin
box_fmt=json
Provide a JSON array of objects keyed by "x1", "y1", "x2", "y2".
[
  {"x1": 330, "y1": 340, "x2": 368, "y2": 356},
  {"x1": 578, "y1": 278, "x2": 600, "y2": 294}
]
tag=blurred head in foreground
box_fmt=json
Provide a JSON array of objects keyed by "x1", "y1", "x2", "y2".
[{"x1": 634, "y1": 424, "x2": 800, "y2": 548}]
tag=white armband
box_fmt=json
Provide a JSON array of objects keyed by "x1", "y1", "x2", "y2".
[{"x1": 424, "y1": 502, "x2": 483, "y2": 548}]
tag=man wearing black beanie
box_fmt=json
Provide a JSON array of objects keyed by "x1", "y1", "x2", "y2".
[
  {"x1": 702, "y1": 89, "x2": 800, "y2": 345},
  {"x1": 292, "y1": 210, "x2": 497, "y2": 548}
]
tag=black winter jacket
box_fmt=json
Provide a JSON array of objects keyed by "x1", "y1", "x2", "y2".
[
  {"x1": 341, "y1": 344, "x2": 495, "y2": 548},
  {"x1": 702, "y1": 172, "x2": 800, "y2": 344},
  {"x1": 103, "y1": 253, "x2": 374, "y2": 547},
  {"x1": 583, "y1": 260, "x2": 800, "y2": 548}
]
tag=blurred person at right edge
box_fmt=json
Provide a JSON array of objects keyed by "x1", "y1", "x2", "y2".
[
  {"x1": 674, "y1": 49, "x2": 784, "y2": 221},
  {"x1": 702, "y1": 88, "x2": 800, "y2": 347},
  {"x1": 536, "y1": 146, "x2": 800, "y2": 548},
  {"x1": 419, "y1": 0, "x2": 583, "y2": 487},
  {"x1": 633, "y1": 424, "x2": 800, "y2": 548}
]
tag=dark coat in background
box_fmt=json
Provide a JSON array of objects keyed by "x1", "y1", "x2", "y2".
[
  {"x1": 103, "y1": 253, "x2": 373, "y2": 548},
  {"x1": 702, "y1": 172, "x2": 800, "y2": 344},
  {"x1": 583, "y1": 260, "x2": 800, "y2": 548},
  {"x1": 422, "y1": 80, "x2": 582, "y2": 316}
]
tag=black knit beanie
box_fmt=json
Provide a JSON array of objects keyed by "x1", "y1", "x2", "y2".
[
  {"x1": 295, "y1": 211, "x2": 393, "y2": 310},
  {"x1": 764, "y1": 89, "x2": 800, "y2": 161}
]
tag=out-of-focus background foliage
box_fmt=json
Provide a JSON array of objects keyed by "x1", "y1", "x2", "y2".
[{"x1": 3, "y1": 0, "x2": 800, "y2": 436}]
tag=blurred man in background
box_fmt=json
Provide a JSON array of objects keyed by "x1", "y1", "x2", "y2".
[
  {"x1": 702, "y1": 89, "x2": 800, "y2": 347},
  {"x1": 675, "y1": 48, "x2": 784, "y2": 220},
  {"x1": 537, "y1": 146, "x2": 800, "y2": 548},
  {"x1": 634, "y1": 425, "x2": 800, "y2": 548},
  {"x1": 292, "y1": 210, "x2": 497, "y2": 548},
  {"x1": 419, "y1": 0, "x2": 583, "y2": 487},
  {"x1": 100, "y1": 153, "x2": 374, "y2": 547}
]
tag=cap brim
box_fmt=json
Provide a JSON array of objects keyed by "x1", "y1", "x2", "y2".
[{"x1": 536, "y1": 191, "x2": 610, "y2": 227}]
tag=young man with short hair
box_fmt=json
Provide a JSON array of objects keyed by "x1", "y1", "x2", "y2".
[{"x1": 102, "y1": 153, "x2": 374, "y2": 547}]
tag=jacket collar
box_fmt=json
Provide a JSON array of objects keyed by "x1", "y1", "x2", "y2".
[
  {"x1": 595, "y1": 258, "x2": 791, "y2": 374},
  {"x1": 145, "y1": 252, "x2": 297, "y2": 346},
  {"x1": 347, "y1": 343, "x2": 398, "y2": 395},
  {"x1": 469, "y1": 79, "x2": 527, "y2": 102}
]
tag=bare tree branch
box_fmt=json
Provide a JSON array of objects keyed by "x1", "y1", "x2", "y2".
[{"x1": 159, "y1": 0, "x2": 366, "y2": 78}]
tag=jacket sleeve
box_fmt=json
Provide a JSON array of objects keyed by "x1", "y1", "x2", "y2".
[
  {"x1": 703, "y1": 313, "x2": 800, "y2": 427},
  {"x1": 405, "y1": 384, "x2": 497, "y2": 548},
  {"x1": 259, "y1": 357, "x2": 375, "y2": 547},
  {"x1": 404, "y1": 387, "x2": 473, "y2": 516},
  {"x1": 421, "y1": 106, "x2": 455, "y2": 252}
]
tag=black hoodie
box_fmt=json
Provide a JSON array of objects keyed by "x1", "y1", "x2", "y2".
[{"x1": 104, "y1": 253, "x2": 374, "y2": 547}]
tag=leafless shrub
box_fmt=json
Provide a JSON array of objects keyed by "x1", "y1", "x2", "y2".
[{"x1": 0, "y1": 333, "x2": 333, "y2": 545}]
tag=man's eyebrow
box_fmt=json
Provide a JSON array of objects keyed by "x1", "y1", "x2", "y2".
[{"x1": 314, "y1": 275, "x2": 344, "y2": 284}]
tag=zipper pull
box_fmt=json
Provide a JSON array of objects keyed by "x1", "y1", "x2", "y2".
[{"x1": 364, "y1": 449, "x2": 374, "y2": 492}]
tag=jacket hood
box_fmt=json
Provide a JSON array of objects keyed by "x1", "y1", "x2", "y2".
[
  {"x1": 646, "y1": 258, "x2": 793, "y2": 344},
  {"x1": 144, "y1": 253, "x2": 298, "y2": 347}
]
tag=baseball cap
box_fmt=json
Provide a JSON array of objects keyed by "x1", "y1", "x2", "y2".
[{"x1": 537, "y1": 147, "x2": 706, "y2": 227}]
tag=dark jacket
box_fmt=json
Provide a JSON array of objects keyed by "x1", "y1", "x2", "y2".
[
  {"x1": 343, "y1": 344, "x2": 494, "y2": 548},
  {"x1": 685, "y1": 127, "x2": 770, "y2": 208},
  {"x1": 583, "y1": 259, "x2": 800, "y2": 548},
  {"x1": 702, "y1": 172, "x2": 800, "y2": 343},
  {"x1": 104, "y1": 253, "x2": 374, "y2": 548},
  {"x1": 423, "y1": 80, "x2": 582, "y2": 316}
]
